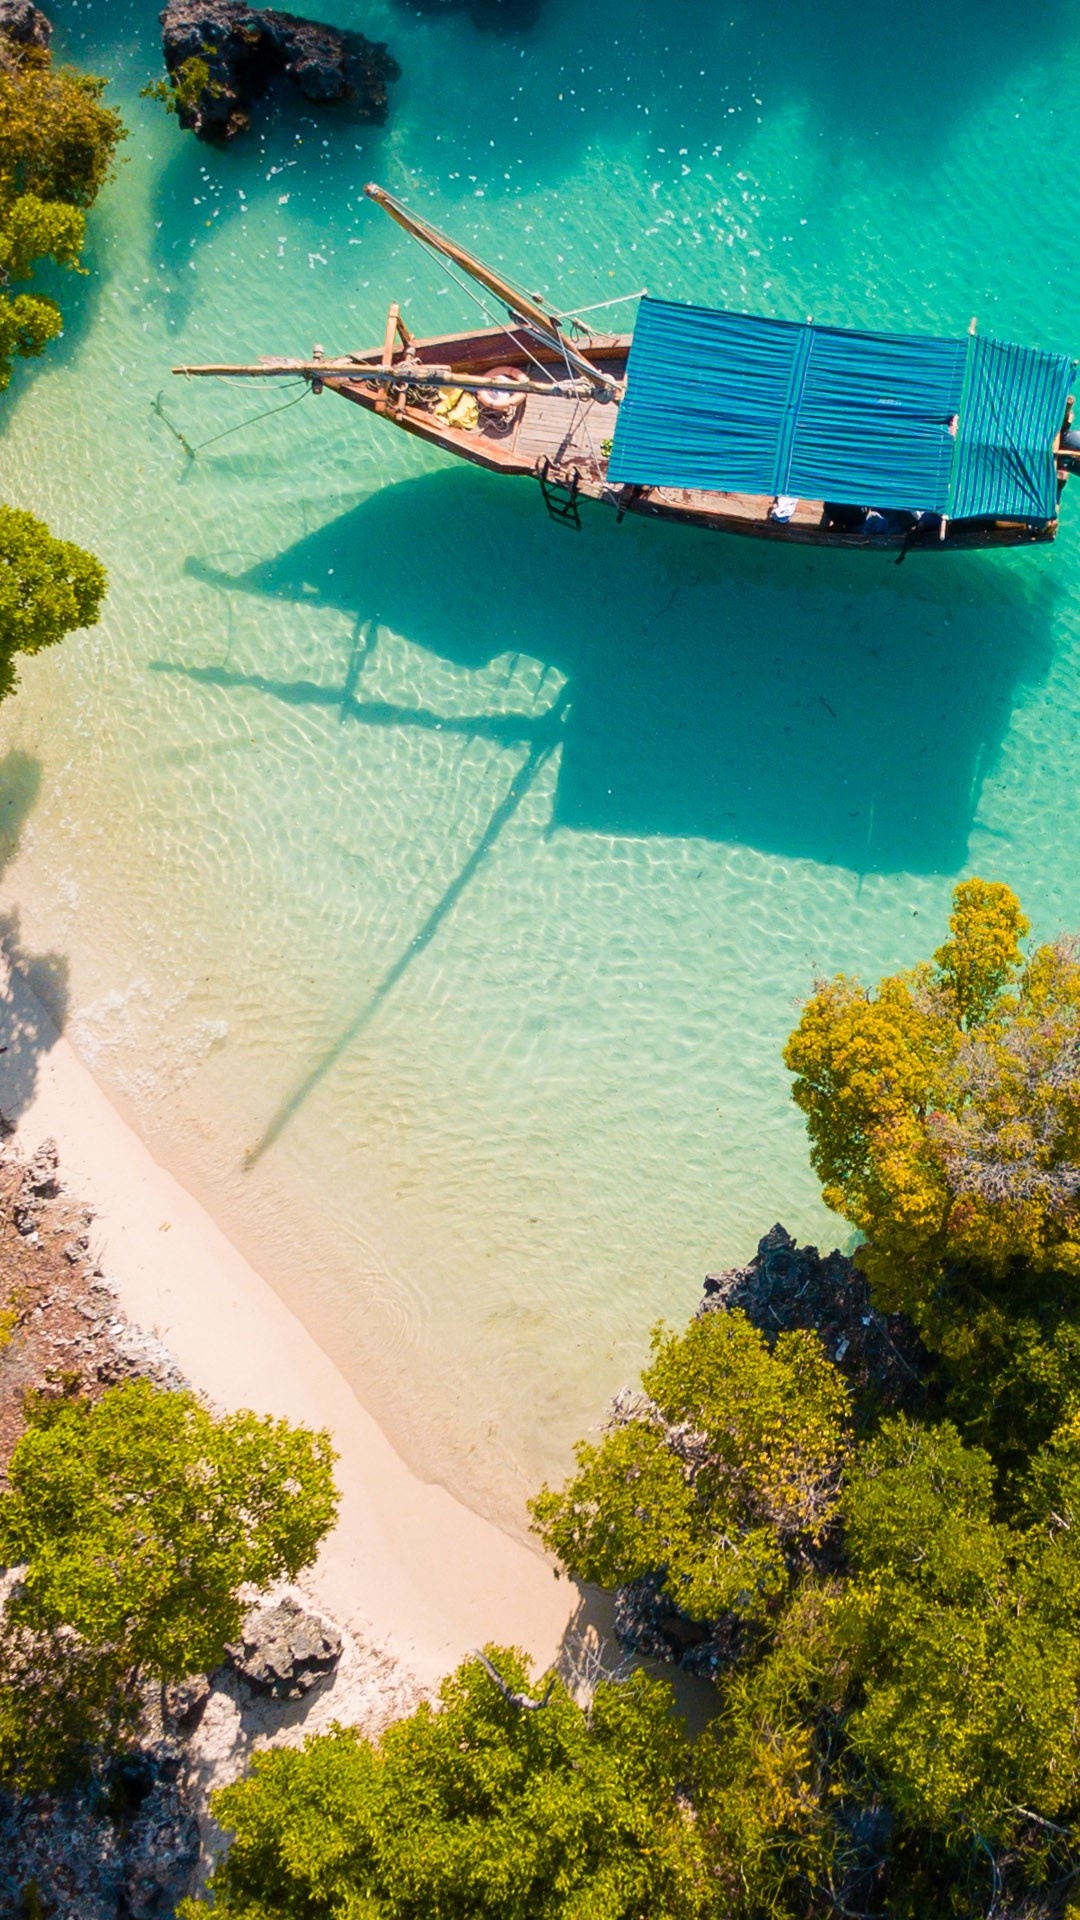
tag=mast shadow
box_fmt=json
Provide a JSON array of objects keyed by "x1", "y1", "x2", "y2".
[
  {"x1": 150, "y1": 649, "x2": 561, "y2": 752},
  {"x1": 241, "y1": 701, "x2": 567, "y2": 1165},
  {"x1": 150, "y1": 639, "x2": 569, "y2": 1162}
]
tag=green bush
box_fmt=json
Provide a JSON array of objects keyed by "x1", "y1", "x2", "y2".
[
  {"x1": 835, "y1": 1416, "x2": 1080, "y2": 1838},
  {"x1": 0, "y1": 502, "x2": 105, "y2": 695},
  {"x1": 183, "y1": 1650, "x2": 719, "y2": 1920},
  {"x1": 0, "y1": 1378, "x2": 339, "y2": 1785},
  {"x1": 0, "y1": 34, "x2": 124, "y2": 387},
  {"x1": 142, "y1": 53, "x2": 221, "y2": 120},
  {"x1": 531, "y1": 1308, "x2": 850, "y2": 1631}
]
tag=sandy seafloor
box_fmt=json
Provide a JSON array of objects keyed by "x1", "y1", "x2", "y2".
[{"x1": 2, "y1": 0, "x2": 1080, "y2": 1534}]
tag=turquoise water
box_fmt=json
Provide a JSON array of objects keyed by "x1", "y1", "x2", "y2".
[{"x1": 3, "y1": 0, "x2": 1080, "y2": 1525}]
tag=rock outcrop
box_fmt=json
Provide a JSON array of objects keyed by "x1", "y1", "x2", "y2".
[
  {"x1": 163, "y1": 1672, "x2": 212, "y2": 1731},
  {"x1": 612, "y1": 1227, "x2": 928, "y2": 1676},
  {"x1": 0, "y1": 1136, "x2": 203, "y2": 1915},
  {"x1": 0, "y1": 0, "x2": 52, "y2": 49},
  {"x1": 160, "y1": 0, "x2": 399, "y2": 140},
  {"x1": 226, "y1": 1595, "x2": 342, "y2": 1698},
  {"x1": 118, "y1": 1775, "x2": 202, "y2": 1920},
  {"x1": 0, "y1": 1138, "x2": 189, "y2": 1469},
  {"x1": 700, "y1": 1222, "x2": 926, "y2": 1411},
  {"x1": 0, "y1": 1134, "x2": 378, "y2": 1917},
  {"x1": 0, "y1": 1765, "x2": 199, "y2": 1920}
]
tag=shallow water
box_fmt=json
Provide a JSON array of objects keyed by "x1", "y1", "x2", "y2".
[{"x1": 3, "y1": 0, "x2": 1080, "y2": 1524}]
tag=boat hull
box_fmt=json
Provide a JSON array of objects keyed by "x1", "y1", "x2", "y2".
[{"x1": 323, "y1": 325, "x2": 1059, "y2": 553}]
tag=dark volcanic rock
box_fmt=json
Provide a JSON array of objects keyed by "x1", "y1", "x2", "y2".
[
  {"x1": 700, "y1": 1222, "x2": 927, "y2": 1412},
  {"x1": 613, "y1": 1572, "x2": 743, "y2": 1680},
  {"x1": 163, "y1": 1671, "x2": 211, "y2": 1730},
  {"x1": 226, "y1": 1595, "x2": 342, "y2": 1698},
  {"x1": 160, "y1": 0, "x2": 399, "y2": 141},
  {"x1": 122, "y1": 1781, "x2": 200, "y2": 1919},
  {"x1": 0, "y1": 0, "x2": 52, "y2": 49},
  {"x1": 610, "y1": 1229, "x2": 929, "y2": 1675},
  {"x1": 0, "y1": 1772, "x2": 198, "y2": 1920},
  {"x1": 26, "y1": 1135, "x2": 60, "y2": 1196}
]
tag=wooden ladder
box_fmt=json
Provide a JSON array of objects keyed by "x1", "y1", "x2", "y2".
[{"x1": 537, "y1": 457, "x2": 582, "y2": 530}]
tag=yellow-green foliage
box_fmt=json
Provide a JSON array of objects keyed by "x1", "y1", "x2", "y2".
[
  {"x1": 142, "y1": 54, "x2": 218, "y2": 118},
  {"x1": 836, "y1": 1415, "x2": 1080, "y2": 1840},
  {"x1": 0, "y1": 35, "x2": 124, "y2": 387},
  {"x1": 0, "y1": 504, "x2": 105, "y2": 695},
  {"x1": 784, "y1": 878, "x2": 1080, "y2": 1326},
  {"x1": 0, "y1": 1377, "x2": 339, "y2": 1786},
  {"x1": 530, "y1": 1308, "x2": 849, "y2": 1627},
  {"x1": 183, "y1": 1650, "x2": 721, "y2": 1920},
  {"x1": 0, "y1": 1288, "x2": 17, "y2": 1350}
]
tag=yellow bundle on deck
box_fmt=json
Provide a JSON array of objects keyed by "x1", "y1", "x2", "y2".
[{"x1": 434, "y1": 386, "x2": 479, "y2": 431}]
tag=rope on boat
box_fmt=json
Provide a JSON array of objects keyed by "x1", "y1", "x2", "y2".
[
  {"x1": 401, "y1": 226, "x2": 564, "y2": 389},
  {"x1": 151, "y1": 381, "x2": 310, "y2": 457},
  {"x1": 554, "y1": 288, "x2": 647, "y2": 323}
]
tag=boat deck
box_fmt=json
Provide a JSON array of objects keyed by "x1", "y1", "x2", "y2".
[
  {"x1": 509, "y1": 392, "x2": 829, "y2": 528},
  {"x1": 512, "y1": 390, "x2": 614, "y2": 473}
]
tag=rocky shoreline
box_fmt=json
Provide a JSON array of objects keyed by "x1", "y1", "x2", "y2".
[
  {"x1": 0, "y1": 0, "x2": 51, "y2": 50},
  {"x1": 0, "y1": 1133, "x2": 419, "y2": 1918},
  {"x1": 160, "y1": 0, "x2": 399, "y2": 141},
  {"x1": 0, "y1": 1126, "x2": 891, "y2": 1910},
  {"x1": 699, "y1": 1220, "x2": 926, "y2": 1410}
]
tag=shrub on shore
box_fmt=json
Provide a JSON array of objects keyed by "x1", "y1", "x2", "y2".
[
  {"x1": 0, "y1": 1377, "x2": 339, "y2": 1786},
  {"x1": 0, "y1": 24, "x2": 124, "y2": 387},
  {"x1": 531, "y1": 1308, "x2": 850, "y2": 1635},
  {"x1": 0, "y1": 502, "x2": 105, "y2": 695},
  {"x1": 183, "y1": 1650, "x2": 718, "y2": 1920}
]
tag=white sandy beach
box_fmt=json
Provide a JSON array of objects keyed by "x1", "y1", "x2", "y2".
[{"x1": 0, "y1": 953, "x2": 580, "y2": 1693}]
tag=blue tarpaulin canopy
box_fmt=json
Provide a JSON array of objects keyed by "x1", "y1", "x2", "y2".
[{"x1": 608, "y1": 297, "x2": 1074, "y2": 521}]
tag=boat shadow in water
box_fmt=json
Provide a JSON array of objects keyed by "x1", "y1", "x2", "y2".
[{"x1": 170, "y1": 464, "x2": 1056, "y2": 879}]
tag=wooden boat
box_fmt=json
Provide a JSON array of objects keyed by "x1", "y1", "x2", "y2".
[{"x1": 175, "y1": 183, "x2": 1080, "y2": 554}]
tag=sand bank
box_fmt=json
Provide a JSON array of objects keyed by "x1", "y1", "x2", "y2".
[{"x1": 0, "y1": 955, "x2": 578, "y2": 1689}]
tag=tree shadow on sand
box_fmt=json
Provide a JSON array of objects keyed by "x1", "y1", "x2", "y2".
[
  {"x1": 555, "y1": 1586, "x2": 719, "y2": 1737},
  {"x1": 0, "y1": 751, "x2": 70, "y2": 1124}
]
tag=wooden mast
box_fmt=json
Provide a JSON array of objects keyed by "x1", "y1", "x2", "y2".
[
  {"x1": 170, "y1": 358, "x2": 594, "y2": 399},
  {"x1": 363, "y1": 183, "x2": 615, "y2": 395}
]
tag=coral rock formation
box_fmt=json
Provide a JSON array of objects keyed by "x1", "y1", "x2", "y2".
[
  {"x1": 226, "y1": 1594, "x2": 343, "y2": 1698},
  {"x1": 0, "y1": 0, "x2": 52, "y2": 50},
  {"x1": 160, "y1": 0, "x2": 399, "y2": 140}
]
